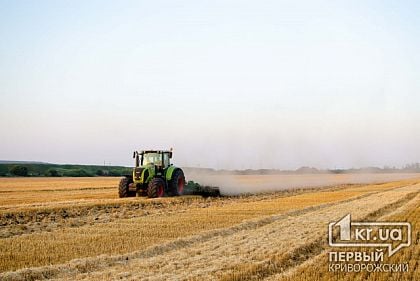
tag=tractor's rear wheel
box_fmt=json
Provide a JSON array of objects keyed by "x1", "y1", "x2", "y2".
[
  {"x1": 118, "y1": 177, "x2": 135, "y2": 198},
  {"x1": 147, "y1": 178, "x2": 165, "y2": 198},
  {"x1": 169, "y1": 169, "x2": 185, "y2": 196}
]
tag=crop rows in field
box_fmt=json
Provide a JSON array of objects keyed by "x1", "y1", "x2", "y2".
[
  {"x1": 0, "y1": 177, "x2": 418, "y2": 280},
  {"x1": 0, "y1": 177, "x2": 120, "y2": 207},
  {"x1": 0, "y1": 185, "x2": 380, "y2": 271},
  {"x1": 53, "y1": 183, "x2": 417, "y2": 281},
  {"x1": 270, "y1": 193, "x2": 419, "y2": 281}
]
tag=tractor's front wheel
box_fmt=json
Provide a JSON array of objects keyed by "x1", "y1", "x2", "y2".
[
  {"x1": 118, "y1": 176, "x2": 135, "y2": 198},
  {"x1": 169, "y1": 169, "x2": 185, "y2": 196},
  {"x1": 147, "y1": 178, "x2": 165, "y2": 198}
]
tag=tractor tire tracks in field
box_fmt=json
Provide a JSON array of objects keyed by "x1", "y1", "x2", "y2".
[
  {"x1": 1, "y1": 183, "x2": 418, "y2": 281},
  {"x1": 0, "y1": 184, "x2": 359, "y2": 239},
  {"x1": 263, "y1": 192, "x2": 420, "y2": 281}
]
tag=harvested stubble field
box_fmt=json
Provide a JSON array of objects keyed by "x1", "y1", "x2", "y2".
[{"x1": 0, "y1": 175, "x2": 419, "y2": 280}]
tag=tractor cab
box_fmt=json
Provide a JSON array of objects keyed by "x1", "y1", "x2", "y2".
[{"x1": 133, "y1": 150, "x2": 173, "y2": 169}]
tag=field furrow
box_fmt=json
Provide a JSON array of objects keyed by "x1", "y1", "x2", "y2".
[
  {"x1": 1, "y1": 181, "x2": 418, "y2": 280},
  {"x1": 0, "y1": 184, "x2": 370, "y2": 239},
  {"x1": 267, "y1": 193, "x2": 420, "y2": 281},
  {"x1": 74, "y1": 184, "x2": 416, "y2": 281},
  {"x1": 0, "y1": 180, "x2": 409, "y2": 272}
]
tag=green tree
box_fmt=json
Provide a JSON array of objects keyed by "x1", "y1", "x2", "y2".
[
  {"x1": 46, "y1": 169, "x2": 60, "y2": 177},
  {"x1": 10, "y1": 165, "x2": 28, "y2": 176},
  {"x1": 96, "y1": 169, "x2": 104, "y2": 176},
  {"x1": 63, "y1": 169, "x2": 93, "y2": 177}
]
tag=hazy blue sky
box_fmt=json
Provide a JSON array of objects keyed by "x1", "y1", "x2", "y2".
[{"x1": 1, "y1": 0, "x2": 419, "y2": 169}]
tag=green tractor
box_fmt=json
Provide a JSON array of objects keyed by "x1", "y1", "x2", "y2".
[{"x1": 118, "y1": 150, "x2": 185, "y2": 198}]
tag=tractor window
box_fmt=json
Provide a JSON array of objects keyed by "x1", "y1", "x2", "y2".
[
  {"x1": 143, "y1": 153, "x2": 161, "y2": 166},
  {"x1": 163, "y1": 153, "x2": 170, "y2": 167}
]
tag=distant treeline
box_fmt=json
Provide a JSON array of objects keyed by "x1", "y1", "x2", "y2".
[
  {"x1": 183, "y1": 163, "x2": 420, "y2": 175},
  {"x1": 0, "y1": 163, "x2": 132, "y2": 177},
  {"x1": 1, "y1": 162, "x2": 419, "y2": 177}
]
